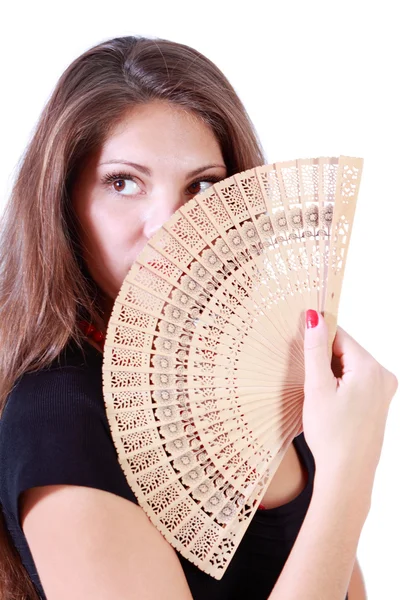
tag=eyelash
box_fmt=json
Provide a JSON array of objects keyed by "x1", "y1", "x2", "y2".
[{"x1": 100, "y1": 170, "x2": 223, "y2": 197}]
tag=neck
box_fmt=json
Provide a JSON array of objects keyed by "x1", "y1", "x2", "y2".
[{"x1": 95, "y1": 292, "x2": 114, "y2": 334}]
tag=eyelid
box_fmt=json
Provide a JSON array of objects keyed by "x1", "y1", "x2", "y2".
[
  {"x1": 100, "y1": 170, "x2": 224, "y2": 198},
  {"x1": 100, "y1": 171, "x2": 142, "y2": 196}
]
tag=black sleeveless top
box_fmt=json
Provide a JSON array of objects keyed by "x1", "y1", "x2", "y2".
[{"x1": 0, "y1": 340, "x2": 349, "y2": 600}]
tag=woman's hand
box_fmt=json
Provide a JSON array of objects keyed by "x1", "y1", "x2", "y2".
[{"x1": 302, "y1": 310, "x2": 398, "y2": 499}]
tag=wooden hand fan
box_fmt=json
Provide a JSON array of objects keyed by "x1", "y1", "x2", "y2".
[{"x1": 102, "y1": 155, "x2": 363, "y2": 579}]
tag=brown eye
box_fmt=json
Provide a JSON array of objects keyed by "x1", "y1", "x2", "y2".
[
  {"x1": 187, "y1": 180, "x2": 216, "y2": 195},
  {"x1": 113, "y1": 179, "x2": 126, "y2": 191},
  {"x1": 188, "y1": 182, "x2": 202, "y2": 194},
  {"x1": 112, "y1": 178, "x2": 139, "y2": 194},
  {"x1": 100, "y1": 172, "x2": 141, "y2": 197}
]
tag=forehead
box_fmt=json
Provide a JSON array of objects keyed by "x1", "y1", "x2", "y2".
[{"x1": 99, "y1": 101, "x2": 222, "y2": 163}]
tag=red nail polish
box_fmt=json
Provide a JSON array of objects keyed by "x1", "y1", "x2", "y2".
[{"x1": 306, "y1": 309, "x2": 319, "y2": 329}]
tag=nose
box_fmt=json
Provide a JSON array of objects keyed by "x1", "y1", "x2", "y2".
[{"x1": 142, "y1": 195, "x2": 183, "y2": 240}]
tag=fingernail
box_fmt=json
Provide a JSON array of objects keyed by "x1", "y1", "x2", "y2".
[{"x1": 306, "y1": 309, "x2": 319, "y2": 329}]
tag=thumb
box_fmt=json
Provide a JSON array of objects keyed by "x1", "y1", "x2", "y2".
[{"x1": 303, "y1": 310, "x2": 336, "y2": 392}]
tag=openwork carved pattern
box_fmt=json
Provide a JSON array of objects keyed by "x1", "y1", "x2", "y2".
[
  {"x1": 120, "y1": 429, "x2": 159, "y2": 452},
  {"x1": 175, "y1": 514, "x2": 208, "y2": 547},
  {"x1": 111, "y1": 390, "x2": 150, "y2": 410},
  {"x1": 169, "y1": 215, "x2": 206, "y2": 251},
  {"x1": 117, "y1": 304, "x2": 157, "y2": 330},
  {"x1": 201, "y1": 193, "x2": 234, "y2": 228},
  {"x1": 340, "y1": 163, "x2": 361, "y2": 203},
  {"x1": 130, "y1": 265, "x2": 172, "y2": 296},
  {"x1": 155, "y1": 231, "x2": 193, "y2": 266},
  {"x1": 218, "y1": 181, "x2": 250, "y2": 220},
  {"x1": 323, "y1": 162, "x2": 339, "y2": 201},
  {"x1": 116, "y1": 410, "x2": 154, "y2": 433},
  {"x1": 113, "y1": 325, "x2": 149, "y2": 348},
  {"x1": 185, "y1": 202, "x2": 220, "y2": 240},
  {"x1": 299, "y1": 162, "x2": 319, "y2": 199},
  {"x1": 103, "y1": 156, "x2": 363, "y2": 579},
  {"x1": 280, "y1": 164, "x2": 300, "y2": 201},
  {"x1": 259, "y1": 168, "x2": 281, "y2": 207},
  {"x1": 239, "y1": 174, "x2": 266, "y2": 212},
  {"x1": 147, "y1": 482, "x2": 183, "y2": 514},
  {"x1": 139, "y1": 246, "x2": 182, "y2": 281},
  {"x1": 124, "y1": 285, "x2": 164, "y2": 313},
  {"x1": 110, "y1": 347, "x2": 149, "y2": 368}
]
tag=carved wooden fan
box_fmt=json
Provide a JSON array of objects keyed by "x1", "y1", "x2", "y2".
[{"x1": 102, "y1": 156, "x2": 363, "y2": 579}]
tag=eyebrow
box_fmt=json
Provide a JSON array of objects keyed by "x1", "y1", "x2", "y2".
[{"x1": 99, "y1": 159, "x2": 227, "y2": 179}]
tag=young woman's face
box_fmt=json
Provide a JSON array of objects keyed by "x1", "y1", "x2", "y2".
[{"x1": 72, "y1": 101, "x2": 227, "y2": 320}]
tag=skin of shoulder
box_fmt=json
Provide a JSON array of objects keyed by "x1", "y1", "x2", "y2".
[
  {"x1": 20, "y1": 484, "x2": 367, "y2": 600},
  {"x1": 20, "y1": 484, "x2": 194, "y2": 600}
]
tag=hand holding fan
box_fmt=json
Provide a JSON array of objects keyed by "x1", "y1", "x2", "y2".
[{"x1": 102, "y1": 155, "x2": 363, "y2": 579}]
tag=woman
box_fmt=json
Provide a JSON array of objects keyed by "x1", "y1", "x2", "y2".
[{"x1": 0, "y1": 35, "x2": 396, "y2": 600}]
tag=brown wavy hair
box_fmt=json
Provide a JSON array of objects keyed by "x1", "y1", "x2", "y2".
[{"x1": 0, "y1": 35, "x2": 265, "y2": 598}]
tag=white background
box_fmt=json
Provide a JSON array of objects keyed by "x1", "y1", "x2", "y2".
[{"x1": 1, "y1": 1, "x2": 399, "y2": 597}]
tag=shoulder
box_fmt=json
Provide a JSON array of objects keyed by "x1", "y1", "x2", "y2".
[
  {"x1": 0, "y1": 339, "x2": 136, "y2": 517},
  {"x1": 20, "y1": 483, "x2": 192, "y2": 600},
  {"x1": 0, "y1": 339, "x2": 104, "y2": 441}
]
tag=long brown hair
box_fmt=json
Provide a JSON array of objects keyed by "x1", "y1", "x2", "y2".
[{"x1": 0, "y1": 35, "x2": 266, "y2": 598}]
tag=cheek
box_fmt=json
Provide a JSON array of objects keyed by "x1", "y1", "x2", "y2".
[
  {"x1": 81, "y1": 202, "x2": 144, "y2": 294},
  {"x1": 89, "y1": 201, "x2": 141, "y2": 253}
]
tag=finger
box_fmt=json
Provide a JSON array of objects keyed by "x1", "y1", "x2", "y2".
[
  {"x1": 303, "y1": 311, "x2": 336, "y2": 391},
  {"x1": 332, "y1": 325, "x2": 371, "y2": 367}
]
